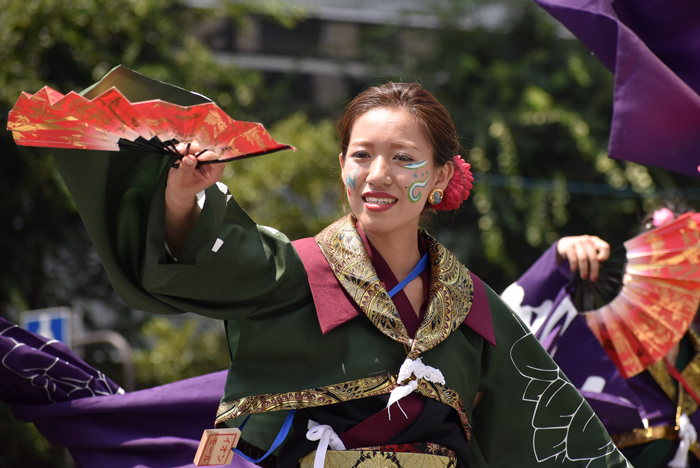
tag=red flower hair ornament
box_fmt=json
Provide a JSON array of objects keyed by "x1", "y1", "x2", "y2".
[
  {"x1": 433, "y1": 155, "x2": 474, "y2": 211},
  {"x1": 652, "y1": 208, "x2": 675, "y2": 227},
  {"x1": 649, "y1": 207, "x2": 700, "y2": 229}
]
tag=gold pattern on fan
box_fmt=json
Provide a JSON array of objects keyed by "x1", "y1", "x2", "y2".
[{"x1": 204, "y1": 110, "x2": 228, "y2": 138}]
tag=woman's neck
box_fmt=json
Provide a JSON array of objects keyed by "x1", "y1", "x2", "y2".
[{"x1": 359, "y1": 222, "x2": 422, "y2": 279}]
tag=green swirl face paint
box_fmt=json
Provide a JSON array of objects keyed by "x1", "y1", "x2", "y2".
[
  {"x1": 408, "y1": 176, "x2": 430, "y2": 203},
  {"x1": 405, "y1": 160, "x2": 428, "y2": 170}
]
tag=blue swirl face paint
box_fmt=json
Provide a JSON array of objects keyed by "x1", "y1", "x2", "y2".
[
  {"x1": 346, "y1": 168, "x2": 358, "y2": 190},
  {"x1": 408, "y1": 176, "x2": 430, "y2": 203},
  {"x1": 405, "y1": 160, "x2": 428, "y2": 170}
]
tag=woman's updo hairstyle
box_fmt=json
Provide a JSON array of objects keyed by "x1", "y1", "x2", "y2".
[
  {"x1": 641, "y1": 200, "x2": 696, "y2": 231},
  {"x1": 337, "y1": 82, "x2": 460, "y2": 168}
]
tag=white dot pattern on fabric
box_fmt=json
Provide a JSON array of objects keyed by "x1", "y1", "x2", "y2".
[
  {"x1": 262, "y1": 226, "x2": 280, "y2": 235},
  {"x1": 212, "y1": 238, "x2": 224, "y2": 252},
  {"x1": 216, "y1": 182, "x2": 228, "y2": 194},
  {"x1": 196, "y1": 190, "x2": 206, "y2": 209}
]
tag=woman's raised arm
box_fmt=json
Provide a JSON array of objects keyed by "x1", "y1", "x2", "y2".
[{"x1": 164, "y1": 142, "x2": 225, "y2": 257}]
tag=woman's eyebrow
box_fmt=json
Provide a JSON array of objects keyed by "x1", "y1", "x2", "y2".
[
  {"x1": 348, "y1": 139, "x2": 374, "y2": 148},
  {"x1": 393, "y1": 141, "x2": 423, "y2": 152},
  {"x1": 348, "y1": 140, "x2": 422, "y2": 152}
]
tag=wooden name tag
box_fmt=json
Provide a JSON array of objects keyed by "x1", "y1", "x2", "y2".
[{"x1": 194, "y1": 428, "x2": 241, "y2": 466}]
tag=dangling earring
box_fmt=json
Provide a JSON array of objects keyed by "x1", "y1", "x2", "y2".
[{"x1": 428, "y1": 188, "x2": 444, "y2": 206}]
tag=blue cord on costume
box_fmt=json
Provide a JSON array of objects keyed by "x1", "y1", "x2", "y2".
[
  {"x1": 231, "y1": 255, "x2": 426, "y2": 462},
  {"x1": 388, "y1": 253, "x2": 428, "y2": 298},
  {"x1": 232, "y1": 409, "x2": 296, "y2": 463}
]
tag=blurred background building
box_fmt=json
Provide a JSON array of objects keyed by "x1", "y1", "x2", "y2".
[{"x1": 188, "y1": 0, "x2": 509, "y2": 107}]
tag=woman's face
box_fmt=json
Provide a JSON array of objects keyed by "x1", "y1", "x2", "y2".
[{"x1": 340, "y1": 107, "x2": 453, "y2": 237}]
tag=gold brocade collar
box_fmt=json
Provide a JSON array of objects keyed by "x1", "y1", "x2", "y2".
[
  {"x1": 314, "y1": 214, "x2": 474, "y2": 360},
  {"x1": 647, "y1": 328, "x2": 700, "y2": 416}
]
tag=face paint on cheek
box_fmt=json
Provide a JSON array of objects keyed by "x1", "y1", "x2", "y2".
[
  {"x1": 345, "y1": 167, "x2": 358, "y2": 191},
  {"x1": 406, "y1": 161, "x2": 427, "y2": 180},
  {"x1": 405, "y1": 161, "x2": 428, "y2": 170},
  {"x1": 408, "y1": 176, "x2": 430, "y2": 203}
]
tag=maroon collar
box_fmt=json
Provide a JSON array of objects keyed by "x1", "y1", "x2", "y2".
[
  {"x1": 355, "y1": 225, "x2": 427, "y2": 338},
  {"x1": 292, "y1": 236, "x2": 496, "y2": 347}
]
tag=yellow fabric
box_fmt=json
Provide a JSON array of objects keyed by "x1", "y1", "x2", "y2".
[{"x1": 300, "y1": 450, "x2": 457, "y2": 468}]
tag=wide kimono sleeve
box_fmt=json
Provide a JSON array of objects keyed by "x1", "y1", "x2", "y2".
[
  {"x1": 468, "y1": 284, "x2": 631, "y2": 467},
  {"x1": 51, "y1": 148, "x2": 311, "y2": 320},
  {"x1": 497, "y1": 242, "x2": 646, "y2": 436},
  {"x1": 500, "y1": 242, "x2": 575, "y2": 332}
]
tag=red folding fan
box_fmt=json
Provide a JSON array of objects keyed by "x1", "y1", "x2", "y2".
[
  {"x1": 7, "y1": 85, "x2": 293, "y2": 164},
  {"x1": 584, "y1": 212, "x2": 700, "y2": 378}
]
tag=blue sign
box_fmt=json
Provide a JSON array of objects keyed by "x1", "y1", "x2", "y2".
[{"x1": 21, "y1": 307, "x2": 72, "y2": 347}]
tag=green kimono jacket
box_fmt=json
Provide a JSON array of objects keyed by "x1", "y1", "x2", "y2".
[
  {"x1": 52, "y1": 147, "x2": 630, "y2": 467},
  {"x1": 47, "y1": 65, "x2": 629, "y2": 467}
]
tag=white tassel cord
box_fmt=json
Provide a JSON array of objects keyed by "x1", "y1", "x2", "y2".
[
  {"x1": 386, "y1": 357, "x2": 445, "y2": 420},
  {"x1": 386, "y1": 380, "x2": 417, "y2": 419},
  {"x1": 668, "y1": 413, "x2": 697, "y2": 468},
  {"x1": 306, "y1": 420, "x2": 346, "y2": 468}
]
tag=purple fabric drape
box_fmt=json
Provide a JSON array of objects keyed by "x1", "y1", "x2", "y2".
[
  {"x1": 1, "y1": 316, "x2": 256, "y2": 468},
  {"x1": 534, "y1": 0, "x2": 700, "y2": 178},
  {"x1": 11, "y1": 371, "x2": 255, "y2": 468},
  {"x1": 0, "y1": 317, "x2": 123, "y2": 404}
]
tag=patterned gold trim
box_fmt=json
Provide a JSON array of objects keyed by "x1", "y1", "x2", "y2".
[
  {"x1": 647, "y1": 329, "x2": 700, "y2": 417},
  {"x1": 300, "y1": 449, "x2": 457, "y2": 468},
  {"x1": 611, "y1": 425, "x2": 678, "y2": 448},
  {"x1": 215, "y1": 374, "x2": 471, "y2": 441},
  {"x1": 313, "y1": 215, "x2": 474, "y2": 359},
  {"x1": 681, "y1": 329, "x2": 700, "y2": 415},
  {"x1": 647, "y1": 360, "x2": 677, "y2": 402},
  {"x1": 217, "y1": 374, "x2": 397, "y2": 422},
  {"x1": 316, "y1": 216, "x2": 408, "y2": 344},
  {"x1": 612, "y1": 425, "x2": 700, "y2": 459},
  {"x1": 346, "y1": 444, "x2": 455, "y2": 458}
]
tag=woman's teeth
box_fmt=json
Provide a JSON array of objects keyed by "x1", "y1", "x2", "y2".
[{"x1": 364, "y1": 197, "x2": 396, "y2": 205}]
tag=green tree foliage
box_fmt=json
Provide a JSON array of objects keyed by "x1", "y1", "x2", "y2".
[
  {"x1": 223, "y1": 112, "x2": 344, "y2": 239},
  {"x1": 132, "y1": 317, "x2": 231, "y2": 389}
]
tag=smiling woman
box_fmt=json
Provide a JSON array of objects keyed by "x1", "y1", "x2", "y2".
[
  {"x1": 54, "y1": 82, "x2": 631, "y2": 468},
  {"x1": 339, "y1": 107, "x2": 453, "y2": 253}
]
